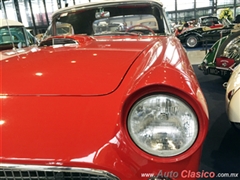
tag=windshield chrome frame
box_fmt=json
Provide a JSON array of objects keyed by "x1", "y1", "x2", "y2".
[{"x1": 50, "y1": 0, "x2": 170, "y2": 37}]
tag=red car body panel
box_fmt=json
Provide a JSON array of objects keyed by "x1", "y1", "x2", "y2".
[
  {"x1": 0, "y1": 34, "x2": 208, "y2": 179},
  {"x1": 1, "y1": 35, "x2": 150, "y2": 95},
  {"x1": 209, "y1": 24, "x2": 223, "y2": 28}
]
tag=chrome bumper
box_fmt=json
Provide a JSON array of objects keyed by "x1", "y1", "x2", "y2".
[{"x1": 0, "y1": 163, "x2": 119, "y2": 180}]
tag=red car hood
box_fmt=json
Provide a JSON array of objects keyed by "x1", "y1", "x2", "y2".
[
  {"x1": 0, "y1": 35, "x2": 209, "y2": 177},
  {"x1": 0, "y1": 36, "x2": 157, "y2": 95}
]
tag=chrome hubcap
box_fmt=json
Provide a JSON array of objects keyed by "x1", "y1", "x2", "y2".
[
  {"x1": 223, "y1": 36, "x2": 240, "y2": 61},
  {"x1": 186, "y1": 36, "x2": 197, "y2": 47}
]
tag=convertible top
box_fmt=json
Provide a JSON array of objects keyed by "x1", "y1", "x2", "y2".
[{"x1": 0, "y1": 19, "x2": 24, "y2": 27}]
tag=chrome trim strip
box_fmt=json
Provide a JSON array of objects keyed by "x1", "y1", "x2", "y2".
[{"x1": 0, "y1": 163, "x2": 119, "y2": 180}]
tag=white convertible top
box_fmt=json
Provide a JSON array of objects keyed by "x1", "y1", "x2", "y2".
[{"x1": 0, "y1": 19, "x2": 23, "y2": 27}]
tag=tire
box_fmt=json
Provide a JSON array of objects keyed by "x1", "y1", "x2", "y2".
[
  {"x1": 185, "y1": 35, "x2": 199, "y2": 48},
  {"x1": 216, "y1": 30, "x2": 240, "y2": 61}
]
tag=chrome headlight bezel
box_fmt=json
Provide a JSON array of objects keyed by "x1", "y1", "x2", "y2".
[{"x1": 127, "y1": 93, "x2": 198, "y2": 157}]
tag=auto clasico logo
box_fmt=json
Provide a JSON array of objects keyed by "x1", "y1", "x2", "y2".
[
  {"x1": 141, "y1": 170, "x2": 239, "y2": 179},
  {"x1": 156, "y1": 170, "x2": 215, "y2": 179}
]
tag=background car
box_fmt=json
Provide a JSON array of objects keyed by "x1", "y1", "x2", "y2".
[
  {"x1": 0, "y1": 1, "x2": 209, "y2": 180},
  {"x1": 177, "y1": 16, "x2": 239, "y2": 48},
  {"x1": 198, "y1": 30, "x2": 240, "y2": 79},
  {"x1": 42, "y1": 22, "x2": 74, "y2": 41},
  {"x1": 0, "y1": 19, "x2": 38, "y2": 51},
  {"x1": 225, "y1": 64, "x2": 240, "y2": 130}
]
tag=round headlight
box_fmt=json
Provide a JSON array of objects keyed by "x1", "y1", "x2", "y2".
[{"x1": 127, "y1": 94, "x2": 198, "y2": 157}]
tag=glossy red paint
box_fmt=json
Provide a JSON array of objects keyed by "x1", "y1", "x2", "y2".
[
  {"x1": 209, "y1": 24, "x2": 224, "y2": 28},
  {"x1": 0, "y1": 34, "x2": 208, "y2": 179},
  {"x1": 216, "y1": 56, "x2": 235, "y2": 68},
  {"x1": 0, "y1": 35, "x2": 158, "y2": 95}
]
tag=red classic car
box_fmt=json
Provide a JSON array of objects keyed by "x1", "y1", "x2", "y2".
[{"x1": 0, "y1": 0, "x2": 209, "y2": 180}]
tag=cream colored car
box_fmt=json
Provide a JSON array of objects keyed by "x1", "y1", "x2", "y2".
[{"x1": 225, "y1": 63, "x2": 240, "y2": 130}]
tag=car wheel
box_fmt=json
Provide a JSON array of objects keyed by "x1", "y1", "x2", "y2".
[
  {"x1": 216, "y1": 31, "x2": 240, "y2": 62},
  {"x1": 186, "y1": 35, "x2": 199, "y2": 48}
]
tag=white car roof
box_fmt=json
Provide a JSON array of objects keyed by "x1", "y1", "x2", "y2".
[{"x1": 0, "y1": 19, "x2": 24, "y2": 27}]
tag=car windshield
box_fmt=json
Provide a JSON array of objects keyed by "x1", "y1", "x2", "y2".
[
  {"x1": 45, "y1": 2, "x2": 170, "y2": 37},
  {"x1": 201, "y1": 17, "x2": 220, "y2": 25},
  {"x1": 0, "y1": 26, "x2": 26, "y2": 44},
  {"x1": 221, "y1": 18, "x2": 232, "y2": 26},
  {"x1": 0, "y1": 26, "x2": 37, "y2": 50}
]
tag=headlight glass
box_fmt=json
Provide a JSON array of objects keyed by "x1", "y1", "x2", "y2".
[{"x1": 127, "y1": 94, "x2": 198, "y2": 157}]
